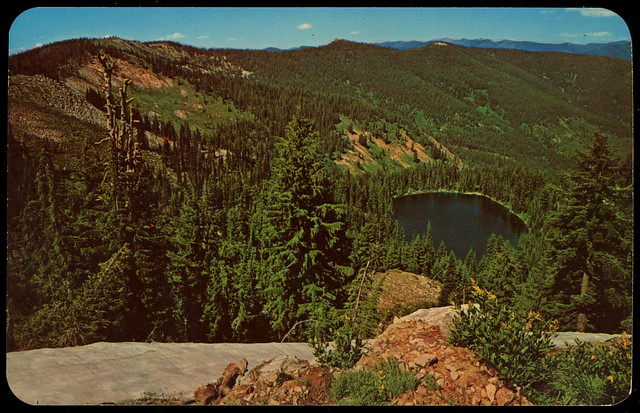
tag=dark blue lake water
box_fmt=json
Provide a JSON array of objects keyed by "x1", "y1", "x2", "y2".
[{"x1": 393, "y1": 192, "x2": 528, "y2": 258}]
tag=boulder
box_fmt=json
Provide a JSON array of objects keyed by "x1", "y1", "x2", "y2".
[
  {"x1": 194, "y1": 358, "x2": 248, "y2": 404},
  {"x1": 194, "y1": 383, "x2": 218, "y2": 405},
  {"x1": 398, "y1": 306, "x2": 459, "y2": 338}
]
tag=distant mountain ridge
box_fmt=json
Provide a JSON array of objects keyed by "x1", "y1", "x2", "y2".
[
  {"x1": 376, "y1": 39, "x2": 632, "y2": 60},
  {"x1": 266, "y1": 38, "x2": 632, "y2": 60}
]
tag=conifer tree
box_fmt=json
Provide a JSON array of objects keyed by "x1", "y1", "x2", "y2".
[
  {"x1": 421, "y1": 222, "x2": 435, "y2": 277},
  {"x1": 438, "y1": 251, "x2": 462, "y2": 306},
  {"x1": 255, "y1": 108, "x2": 351, "y2": 339},
  {"x1": 431, "y1": 241, "x2": 449, "y2": 282},
  {"x1": 461, "y1": 249, "x2": 477, "y2": 303},
  {"x1": 165, "y1": 179, "x2": 210, "y2": 341},
  {"x1": 546, "y1": 133, "x2": 632, "y2": 332},
  {"x1": 404, "y1": 235, "x2": 423, "y2": 274},
  {"x1": 477, "y1": 236, "x2": 523, "y2": 306}
]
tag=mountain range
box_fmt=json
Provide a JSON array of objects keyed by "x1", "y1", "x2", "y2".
[
  {"x1": 265, "y1": 38, "x2": 632, "y2": 60},
  {"x1": 8, "y1": 37, "x2": 632, "y2": 175}
]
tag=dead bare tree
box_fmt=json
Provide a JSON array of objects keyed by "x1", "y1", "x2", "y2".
[{"x1": 96, "y1": 53, "x2": 142, "y2": 216}]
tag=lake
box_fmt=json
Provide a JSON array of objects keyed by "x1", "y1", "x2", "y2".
[{"x1": 392, "y1": 192, "x2": 528, "y2": 258}]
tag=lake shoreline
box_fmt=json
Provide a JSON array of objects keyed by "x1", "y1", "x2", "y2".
[{"x1": 394, "y1": 189, "x2": 531, "y2": 231}]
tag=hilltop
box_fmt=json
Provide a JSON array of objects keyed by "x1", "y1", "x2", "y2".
[
  {"x1": 261, "y1": 38, "x2": 631, "y2": 61},
  {"x1": 8, "y1": 37, "x2": 632, "y2": 174}
]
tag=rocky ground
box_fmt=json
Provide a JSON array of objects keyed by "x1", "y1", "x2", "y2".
[
  {"x1": 8, "y1": 269, "x2": 626, "y2": 406},
  {"x1": 190, "y1": 307, "x2": 530, "y2": 406}
]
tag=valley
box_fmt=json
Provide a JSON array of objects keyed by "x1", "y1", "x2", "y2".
[{"x1": 6, "y1": 36, "x2": 633, "y2": 406}]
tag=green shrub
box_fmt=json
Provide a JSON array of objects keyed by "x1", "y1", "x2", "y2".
[
  {"x1": 309, "y1": 310, "x2": 364, "y2": 368},
  {"x1": 531, "y1": 333, "x2": 632, "y2": 405},
  {"x1": 330, "y1": 358, "x2": 419, "y2": 405},
  {"x1": 449, "y1": 279, "x2": 558, "y2": 390},
  {"x1": 330, "y1": 368, "x2": 383, "y2": 405}
]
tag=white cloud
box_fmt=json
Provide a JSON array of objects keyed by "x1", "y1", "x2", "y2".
[
  {"x1": 589, "y1": 31, "x2": 613, "y2": 37},
  {"x1": 197, "y1": 35, "x2": 209, "y2": 40},
  {"x1": 350, "y1": 31, "x2": 360, "y2": 35},
  {"x1": 159, "y1": 32, "x2": 187, "y2": 41},
  {"x1": 567, "y1": 8, "x2": 617, "y2": 17},
  {"x1": 560, "y1": 31, "x2": 613, "y2": 39},
  {"x1": 297, "y1": 23, "x2": 312, "y2": 30}
]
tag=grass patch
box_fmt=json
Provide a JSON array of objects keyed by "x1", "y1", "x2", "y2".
[
  {"x1": 330, "y1": 358, "x2": 419, "y2": 405},
  {"x1": 131, "y1": 78, "x2": 254, "y2": 132}
]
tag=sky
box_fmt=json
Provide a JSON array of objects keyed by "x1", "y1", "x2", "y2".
[{"x1": 8, "y1": 6, "x2": 633, "y2": 55}]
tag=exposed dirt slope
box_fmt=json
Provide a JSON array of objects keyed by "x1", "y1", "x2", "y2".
[{"x1": 336, "y1": 128, "x2": 433, "y2": 172}]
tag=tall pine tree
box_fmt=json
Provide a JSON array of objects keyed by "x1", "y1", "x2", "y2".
[
  {"x1": 255, "y1": 108, "x2": 352, "y2": 339},
  {"x1": 546, "y1": 133, "x2": 632, "y2": 332}
]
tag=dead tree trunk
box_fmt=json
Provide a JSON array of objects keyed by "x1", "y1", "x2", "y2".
[{"x1": 97, "y1": 53, "x2": 140, "y2": 219}]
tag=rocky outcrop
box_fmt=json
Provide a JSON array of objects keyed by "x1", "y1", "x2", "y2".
[
  {"x1": 395, "y1": 305, "x2": 459, "y2": 338},
  {"x1": 355, "y1": 319, "x2": 530, "y2": 406},
  {"x1": 194, "y1": 356, "x2": 335, "y2": 405},
  {"x1": 194, "y1": 308, "x2": 530, "y2": 406}
]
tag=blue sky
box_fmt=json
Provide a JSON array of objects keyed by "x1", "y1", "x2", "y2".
[{"x1": 8, "y1": 7, "x2": 632, "y2": 55}]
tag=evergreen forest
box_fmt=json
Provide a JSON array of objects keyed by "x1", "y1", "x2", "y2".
[{"x1": 6, "y1": 37, "x2": 633, "y2": 351}]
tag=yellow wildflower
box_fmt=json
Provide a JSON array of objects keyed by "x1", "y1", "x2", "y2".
[
  {"x1": 606, "y1": 375, "x2": 614, "y2": 383},
  {"x1": 621, "y1": 331, "x2": 631, "y2": 349}
]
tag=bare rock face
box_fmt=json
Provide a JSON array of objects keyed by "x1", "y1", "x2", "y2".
[{"x1": 397, "y1": 306, "x2": 460, "y2": 338}]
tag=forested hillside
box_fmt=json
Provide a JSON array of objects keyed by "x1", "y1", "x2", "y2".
[{"x1": 7, "y1": 37, "x2": 633, "y2": 352}]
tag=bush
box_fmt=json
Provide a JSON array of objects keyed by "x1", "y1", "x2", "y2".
[
  {"x1": 330, "y1": 368, "x2": 382, "y2": 405},
  {"x1": 310, "y1": 319, "x2": 363, "y2": 368},
  {"x1": 449, "y1": 279, "x2": 558, "y2": 390},
  {"x1": 330, "y1": 358, "x2": 419, "y2": 405},
  {"x1": 530, "y1": 333, "x2": 633, "y2": 405},
  {"x1": 309, "y1": 308, "x2": 364, "y2": 368}
]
